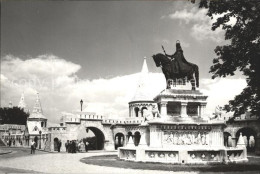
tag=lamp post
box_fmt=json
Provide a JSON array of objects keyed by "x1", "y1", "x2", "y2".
[
  {"x1": 39, "y1": 130, "x2": 42, "y2": 149},
  {"x1": 80, "y1": 99, "x2": 83, "y2": 112},
  {"x1": 8, "y1": 132, "x2": 10, "y2": 146}
]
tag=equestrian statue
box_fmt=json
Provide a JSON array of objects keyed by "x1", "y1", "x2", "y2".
[{"x1": 152, "y1": 40, "x2": 199, "y2": 90}]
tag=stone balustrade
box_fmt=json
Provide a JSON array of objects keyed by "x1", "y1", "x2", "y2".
[
  {"x1": 79, "y1": 114, "x2": 103, "y2": 120},
  {"x1": 234, "y1": 115, "x2": 259, "y2": 121},
  {"x1": 102, "y1": 119, "x2": 144, "y2": 125},
  {"x1": 48, "y1": 127, "x2": 66, "y2": 131},
  {"x1": 119, "y1": 146, "x2": 247, "y2": 164}
]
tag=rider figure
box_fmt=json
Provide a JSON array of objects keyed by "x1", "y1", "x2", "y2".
[{"x1": 165, "y1": 40, "x2": 183, "y2": 60}]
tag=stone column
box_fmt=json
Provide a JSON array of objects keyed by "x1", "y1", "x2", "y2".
[
  {"x1": 200, "y1": 103, "x2": 207, "y2": 118},
  {"x1": 160, "y1": 101, "x2": 168, "y2": 117},
  {"x1": 129, "y1": 106, "x2": 131, "y2": 117},
  {"x1": 198, "y1": 105, "x2": 201, "y2": 117},
  {"x1": 131, "y1": 107, "x2": 134, "y2": 118},
  {"x1": 138, "y1": 110, "x2": 142, "y2": 117},
  {"x1": 180, "y1": 102, "x2": 188, "y2": 117},
  {"x1": 149, "y1": 125, "x2": 161, "y2": 148},
  {"x1": 124, "y1": 135, "x2": 128, "y2": 146}
]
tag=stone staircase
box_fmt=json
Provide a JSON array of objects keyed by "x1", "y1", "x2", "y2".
[{"x1": 0, "y1": 138, "x2": 6, "y2": 146}]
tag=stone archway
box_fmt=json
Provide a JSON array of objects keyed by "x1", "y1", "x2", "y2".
[
  {"x1": 224, "y1": 132, "x2": 232, "y2": 147},
  {"x1": 115, "y1": 132, "x2": 124, "y2": 149},
  {"x1": 236, "y1": 127, "x2": 257, "y2": 152},
  {"x1": 54, "y1": 137, "x2": 59, "y2": 151},
  {"x1": 86, "y1": 127, "x2": 105, "y2": 150}
]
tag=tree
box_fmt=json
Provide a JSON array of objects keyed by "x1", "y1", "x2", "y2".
[
  {"x1": 0, "y1": 107, "x2": 29, "y2": 125},
  {"x1": 193, "y1": 0, "x2": 260, "y2": 117}
]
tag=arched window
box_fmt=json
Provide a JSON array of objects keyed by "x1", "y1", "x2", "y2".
[
  {"x1": 134, "y1": 131, "x2": 141, "y2": 146},
  {"x1": 141, "y1": 107, "x2": 148, "y2": 117},
  {"x1": 134, "y1": 107, "x2": 139, "y2": 117}
]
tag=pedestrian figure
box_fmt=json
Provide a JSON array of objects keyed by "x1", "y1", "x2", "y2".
[
  {"x1": 72, "y1": 140, "x2": 76, "y2": 153},
  {"x1": 58, "y1": 140, "x2": 62, "y2": 152},
  {"x1": 68, "y1": 141, "x2": 72, "y2": 153},
  {"x1": 80, "y1": 141, "x2": 85, "y2": 153},
  {"x1": 65, "y1": 140, "x2": 69, "y2": 152},
  {"x1": 31, "y1": 140, "x2": 36, "y2": 154},
  {"x1": 85, "y1": 141, "x2": 89, "y2": 152}
]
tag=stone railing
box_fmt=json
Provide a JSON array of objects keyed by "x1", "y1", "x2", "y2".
[
  {"x1": 63, "y1": 117, "x2": 80, "y2": 123},
  {"x1": 48, "y1": 127, "x2": 67, "y2": 131},
  {"x1": 118, "y1": 146, "x2": 248, "y2": 164},
  {"x1": 79, "y1": 114, "x2": 103, "y2": 120},
  {"x1": 234, "y1": 115, "x2": 259, "y2": 121},
  {"x1": 102, "y1": 119, "x2": 144, "y2": 125}
]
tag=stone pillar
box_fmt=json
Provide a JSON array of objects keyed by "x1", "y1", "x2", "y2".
[
  {"x1": 124, "y1": 135, "x2": 128, "y2": 146},
  {"x1": 138, "y1": 110, "x2": 142, "y2": 117},
  {"x1": 200, "y1": 103, "x2": 207, "y2": 118},
  {"x1": 160, "y1": 101, "x2": 168, "y2": 117},
  {"x1": 130, "y1": 107, "x2": 134, "y2": 118},
  {"x1": 138, "y1": 132, "x2": 147, "y2": 147},
  {"x1": 180, "y1": 102, "x2": 188, "y2": 117},
  {"x1": 198, "y1": 105, "x2": 201, "y2": 117},
  {"x1": 149, "y1": 125, "x2": 161, "y2": 148},
  {"x1": 129, "y1": 106, "x2": 131, "y2": 117}
]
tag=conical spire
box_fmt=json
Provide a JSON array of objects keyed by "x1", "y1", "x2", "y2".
[
  {"x1": 18, "y1": 92, "x2": 27, "y2": 109},
  {"x1": 131, "y1": 57, "x2": 153, "y2": 102},
  {"x1": 141, "y1": 57, "x2": 148, "y2": 74},
  {"x1": 29, "y1": 92, "x2": 46, "y2": 119}
]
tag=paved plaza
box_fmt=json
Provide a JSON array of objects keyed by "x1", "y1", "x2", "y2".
[
  {"x1": 0, "y1": 147, "x2": 193, "y2": 174},
  {"x1": 1, "y1": 147, "x2": 260, "y2": 173}
]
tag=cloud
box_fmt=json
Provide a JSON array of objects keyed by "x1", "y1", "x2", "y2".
[
  {"x1": 165, "y1": 7, "x2": 225, "y2": 43},
  {"x1": 1, "y1": 55, "x2": 245, "y2": 123},
  {"x1": 168, "y1": 8, "x2": 208, "y2": 24},
  {"x1": 200, "y1": 78, "x2": 247, "y2": 115},
  {"x1": 0, "y1": 55, "x2": 164, "y2": 122}
]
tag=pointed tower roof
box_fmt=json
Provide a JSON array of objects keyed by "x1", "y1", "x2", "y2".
[
  {"x1": 29, "y1": 92, "x2": 46, "y2": 120},
  {"x1": 18, "y1": 92, "x2": 27, "y2": 109},
  {"x1": 130, "y1": 57, "x2": 153, "y2": 102}
]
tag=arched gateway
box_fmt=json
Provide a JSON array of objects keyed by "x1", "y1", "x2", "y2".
[{"x1": 48, "y1": 113, "x2": 114, "y2": 152}]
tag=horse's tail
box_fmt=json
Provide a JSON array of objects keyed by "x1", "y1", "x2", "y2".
[{"x1": 194, "y1": 64, "x2": 199, "y2": 87}]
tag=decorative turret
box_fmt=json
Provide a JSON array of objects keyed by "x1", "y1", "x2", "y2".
[
  {"x1": 18, "y1": 92, "x2": 29, "y2": 113},
  {"x1": 28, "y1": 92, "x2": 46, "y2": 120},
  {"x1": 129, "y1": 57, "x2": 157, "y2": 118},
  {"x1": 131, "y1": 57, "x2": 152, "y2": 102},
  {"x1": 27, "y1": 92, "x2": 47, "y2": 137}
]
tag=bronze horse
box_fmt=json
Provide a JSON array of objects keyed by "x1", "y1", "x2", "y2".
[{"x1": 152, "y1": 51, "x2": 199, "y2": 90}]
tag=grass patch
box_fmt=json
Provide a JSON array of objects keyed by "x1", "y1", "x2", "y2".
[{"x1": 80, "y1": 155, "x2": 260, "y2": 172}]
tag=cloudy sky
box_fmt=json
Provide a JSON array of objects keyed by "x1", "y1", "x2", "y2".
[{"x1": 1, "y1": 1, "x2": 246, "y2": 123}]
